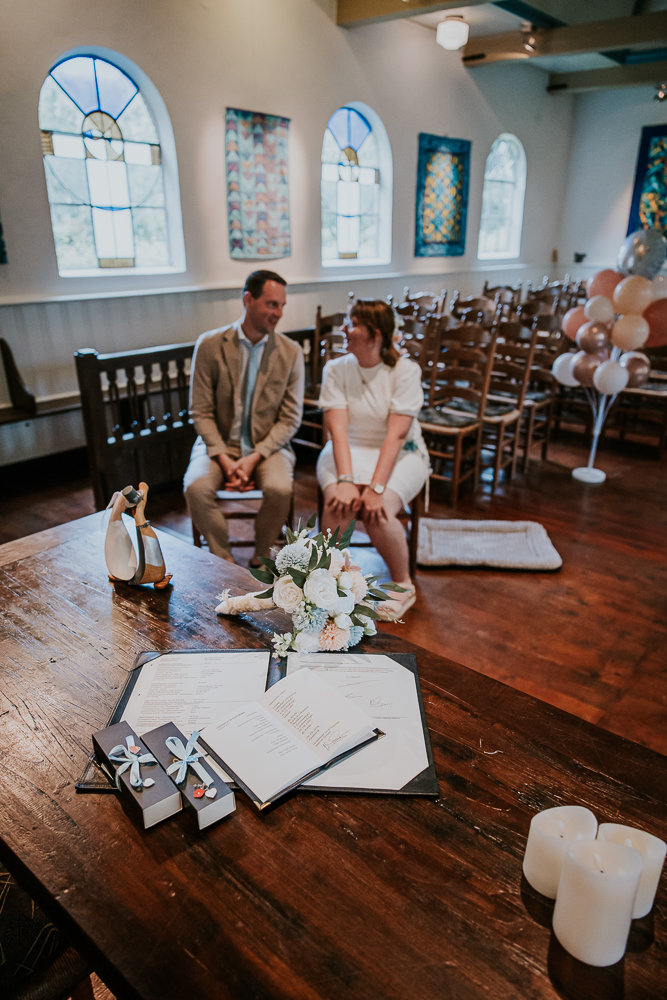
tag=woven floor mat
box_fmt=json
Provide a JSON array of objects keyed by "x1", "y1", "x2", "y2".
[{"x1": 417, "y1": 518, "x2": 562, "y2": 570}]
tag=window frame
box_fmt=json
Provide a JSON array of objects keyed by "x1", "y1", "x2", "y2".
[
  {"x1": 320, "y1": 100, "x2": 392, "y2": 268},
  {"x1": 477, "y1": 133, "x2": 526, "y2": 262},
  {"x1": 41, "y1": 45, "x2": 186, "y2": 278}
]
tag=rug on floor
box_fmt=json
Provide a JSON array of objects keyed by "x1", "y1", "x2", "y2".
[{"x1": 417, "y1": 518, "x2": 562, "y2": 570}]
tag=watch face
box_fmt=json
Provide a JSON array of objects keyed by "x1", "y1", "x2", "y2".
[{"x1": 373, "y1": 484, "x2": 385, "y2": 495}]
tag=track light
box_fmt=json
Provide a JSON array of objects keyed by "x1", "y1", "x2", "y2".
[
  {"x1": 654, "y1": 83, "x2": 667, "y2": 102},
  {"x1": 436, "y1": 16, "x2": 470, "y2": 51}
]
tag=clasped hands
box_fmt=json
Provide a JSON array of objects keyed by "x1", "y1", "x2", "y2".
[
  {"x1": 329, "y1": 482, "x2": 388, "y2": 525},
  {"x1": 218, "y1": 452, "x2": 260, "y2": 492}
]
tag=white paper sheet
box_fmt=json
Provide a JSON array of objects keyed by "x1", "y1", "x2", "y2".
[
  {"x1": 120, "y1": 651, "x2": 270, "y2": 735},
  {"x1": 286, "y1": 653, "x2": 429, "y2": 791},
  {"x1": 200, "y1": 668, "x2": 376, "y2": 805}
]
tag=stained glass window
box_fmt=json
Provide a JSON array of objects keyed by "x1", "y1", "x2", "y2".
[
  {"x1": 321, "y1": 107, "x2": 381, "y2": 262},
  {"x1": 39, "y1": 55, "x2": 170, "y2": 273},
  {"x1": 477, "y1": 134, "x2": 526, "y2": 260}
]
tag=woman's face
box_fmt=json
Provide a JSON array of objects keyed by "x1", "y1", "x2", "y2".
[{"x1": 344, "y1": 315, "x2": 378, "y2": 353}]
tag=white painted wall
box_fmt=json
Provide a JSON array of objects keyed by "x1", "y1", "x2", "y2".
[
  {"x1": 0, "y1": 0, "x2": 574, "y2": 461},
  {"x1": 558, "y1": 85, "x2": 667, "y2": 272}
]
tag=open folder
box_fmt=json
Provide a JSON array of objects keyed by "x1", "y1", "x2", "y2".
[{"x1": 199, "y1": 667, "x2": 383, "y2": 810}]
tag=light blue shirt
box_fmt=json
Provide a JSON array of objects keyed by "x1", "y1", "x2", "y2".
[{"x1": 237, "y1": 323, "x2": 268, "y2": 456}]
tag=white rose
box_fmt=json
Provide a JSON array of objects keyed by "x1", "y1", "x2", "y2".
[
  {"x1": 332, "y1": 590, "x2": 355, "y2": 615},
  {"x1": 334, "y1": 613, "x2": 352, "y2": 630},
  {"x1": 303, "y1": 568, "x2": 339, "y2": 610},
  {"x1": 273, "y1": 575, "x2": 304, "y2": 613},
  {"x1": 293, "y1": 630, "x2": 322, "y2": 653},
  {"x1": 337, "y1": 571, "x2": 353, "y2": 590},
  {"x1": 358, "y1": 614, "x2": 377, "y2": 636},
  {"x1": 327, "y1": 547, "x2": 346, "y2": 578}
]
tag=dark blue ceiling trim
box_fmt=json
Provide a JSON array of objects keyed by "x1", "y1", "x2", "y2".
[
  {"x1": 492, "y1": 1, "x2": 565, "y2": 29},
  {"x1": 602, "y1": 46, "x2": 667, "y2": 65}
]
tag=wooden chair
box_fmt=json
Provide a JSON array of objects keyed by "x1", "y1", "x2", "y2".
[
  {"x1": 317, "y1": 484, "x2": 425, "y2": 579},
  {"x1": 610, "y1": 347, "x2": 667, "y2": 458},
  {"x1": 401, "y1": 287, "x2": 446, "y2": 317},
  {"x1": 482, "y1": 280, "x2": 521, "y2": 307},
  {"x1": 481, "y1": 322, "x2": 539, "y2": 491},
  {"x1": 419, "y1": 325, "x2": 497, "y2": 504},
  {"x1": 75, "y1": 343, "x2": 196, "y2": 510},
  {"x1": 296, "y1": 298, "x2": 353, "y2": 453},
  {"x1": 449, "y1": 294, "x2": 495, "y2": 327},
  {"x1": 521, "y1": 317, "x2": 565, "y2": 472}
]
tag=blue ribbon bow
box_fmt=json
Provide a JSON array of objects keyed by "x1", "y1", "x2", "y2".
[
  {"x1": 165, "y1": 731, "x2": 214, "y2": 787},
  {"x1": 109, "y1": 735, "x2": 157, "y2": 789}
]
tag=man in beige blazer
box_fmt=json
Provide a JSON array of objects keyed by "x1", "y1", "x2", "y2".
[{"x1": 184, "y1": 270, "x2": 304, "y2": 562}]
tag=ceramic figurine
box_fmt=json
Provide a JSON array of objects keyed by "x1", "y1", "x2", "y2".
[{"x1": 105, "y1": 482, "x2": 172, "y2": 588}]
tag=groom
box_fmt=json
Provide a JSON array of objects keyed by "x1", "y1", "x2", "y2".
[{"x1": 184, "y1": 270, "x2": 304, "y2": 562}]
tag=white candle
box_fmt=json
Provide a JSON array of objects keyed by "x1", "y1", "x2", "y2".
[
  {"x1": 597, "y1": 823, "x2": 666, "y2": 918},
  {"x1": 552, "y1": 841, "x2": 643, "y2": 966},
  {"x1": 523, "y1": 805, "x2": 598, "y2": 898}
]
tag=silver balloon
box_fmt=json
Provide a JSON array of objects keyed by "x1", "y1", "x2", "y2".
[{"x1": 617, "y1": 228, "x2": 667, "y2": 279}]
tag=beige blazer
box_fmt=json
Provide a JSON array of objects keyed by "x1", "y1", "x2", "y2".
[{"x1": 189, "y1": 321, "x2": 305, "y2": 460}]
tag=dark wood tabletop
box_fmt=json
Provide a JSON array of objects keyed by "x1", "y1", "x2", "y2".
[{"x1": 0, "y1": 515, "x2": 665, "y2": 1000}]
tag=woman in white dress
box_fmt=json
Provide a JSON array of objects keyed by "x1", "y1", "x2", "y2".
[{"x1": 317, "y1": 300, "x2": 429, "y2": 620}]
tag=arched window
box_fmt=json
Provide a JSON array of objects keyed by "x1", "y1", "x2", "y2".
[
  {"x1": 477, "y1": 134, "x2": 526, "y2": 261},
  {"x1": 321, "y1": 103, "x2": 392, "y2": 267},
  {"x1": 39, "y1": 50, "x2": 185, "y2": 276}
]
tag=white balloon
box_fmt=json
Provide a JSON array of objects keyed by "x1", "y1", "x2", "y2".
[
  {"x1": 584, "y1": 295, "x2": 614, "y2": 324},
  {"x1": 593, "y1": 360, "x2": 629, "y2": 395},
  {"x1": 552, "y1": 352, "x2": 580, "y2": 387}
]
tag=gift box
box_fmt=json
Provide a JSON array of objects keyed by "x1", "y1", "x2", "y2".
[
  {"x1": 92, "y1": 721, "x2": 181, "y2": 829},
  {"x1": 142, "y1": 722, "x2": 235, "y2": 831}
]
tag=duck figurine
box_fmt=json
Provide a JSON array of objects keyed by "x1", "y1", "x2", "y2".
[{"x1": 105, "y1": 482, "x2": 172, "y2": 588}]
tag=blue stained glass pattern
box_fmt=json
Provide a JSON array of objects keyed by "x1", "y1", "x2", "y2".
[
  {"x1": 415, "y1": 133, "x2": 470, "y2": 258},
  {"x1": 94, "y1": 59, "x2": 137, "y2": 119},
  {"x1": 326, "y1": 108, "x2": 371, "y2": 153},
  {"x1": 51, "y1": 57, "x2": 99, "y2": 114},
  {"x1": 628, "y1": 125, "x2": 667, "y2": 237}
]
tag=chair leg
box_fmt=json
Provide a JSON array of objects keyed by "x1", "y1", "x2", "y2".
[
  {"x1": 510, "y1": 418, "x2": 520, "y2": 480},
  {"x1": 523, "y1": 405, "x2": 535, "y2": 474},
  {"x1": 542, "y1": 398, "x2": 554, "y2": 462},
  {"x1": 451, "y1": 434, "x2": 462, "y2": 506},
  {"x1": 492, "y1": 424, "x2": 504, "y2": 493},
  {"x1": 408, "y1": 488, "x2": 422, "y2": 578},
  {"x1": 473, "y1": 425, "x2": 483, "y2": 492},
  {"x1": 192, "y1": 521, "x2": 202, "y2": 548}
]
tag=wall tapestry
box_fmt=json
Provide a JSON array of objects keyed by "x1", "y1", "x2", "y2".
[
  {"x1": 225, "y1": 108, "x2": 291, "y2": 260},
  {"x1": 415, "y1": 133, "x2": 470, "y2": 257},
  {"x1": 628, "y1": 124, "x2": 667, "y2": 236}
]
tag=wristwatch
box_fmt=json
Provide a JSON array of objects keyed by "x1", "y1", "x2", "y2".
[{"x1": 369, "y1": 483, "x2": 385, "y2": 495}]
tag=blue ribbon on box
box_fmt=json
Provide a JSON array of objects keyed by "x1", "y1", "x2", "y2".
[
  {"x1": 166, "y1": 731, "x2": 214, "y2": 787},
  {"x1": 109, "y1": 735, "x2": 157, "y2": 789}
]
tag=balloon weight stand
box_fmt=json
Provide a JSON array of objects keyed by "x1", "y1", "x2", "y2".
[{"x1": 572, "y1": 467, "x2": 606, "y2": 484}]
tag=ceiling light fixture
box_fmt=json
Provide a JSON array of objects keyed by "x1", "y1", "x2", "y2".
[
  {"x1": 436, "y1": 16, "x2": 470, "y2": 52},
  {"x1": 521, "y1": 21, "x2": 537, "y2": 54},
  {"x1": 654, "y1": 83, "x2": 667, "y2": 101}
]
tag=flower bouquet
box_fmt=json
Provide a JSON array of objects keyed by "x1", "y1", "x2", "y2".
[{"x1": 215, "y1": 515, "x2": 405, "y2": 653}]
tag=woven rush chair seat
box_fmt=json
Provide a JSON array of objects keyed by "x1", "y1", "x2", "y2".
[
  {"x1": 419, "y1": 406, "x2": 480, "y2": 430},
  {"x1": 439, "y1": 397, "x2": 517, "y2": 420}
]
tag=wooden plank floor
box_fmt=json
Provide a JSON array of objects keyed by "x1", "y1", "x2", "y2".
[{"x1": 2, "y1": 437, "x2": 666, "y2": 759}]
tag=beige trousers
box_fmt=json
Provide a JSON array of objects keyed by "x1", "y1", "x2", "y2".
[{"x1": 184, "y1": 439, "x2": 295, "y2": 560}]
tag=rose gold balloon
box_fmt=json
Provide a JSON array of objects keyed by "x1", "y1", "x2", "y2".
[
  {"x1": 643, "y1": 297, "x2": 667, "y2": 347},
  {"x1": 586, "y1": 270, "x2": 624, "y2": 300},
  {"x1": 619, "y1": 351, "x2": 651, "y2": 388},
  {"x1": 611, "y1": 314, "x2": 649, "y2": 351},
  {"x1": 612, "y1": 275, "x2": 654, "y2": 316},
  {"x1": 571, "y1": 350, "x2": 605, "y2": 387},
  {"x1": 563, "y1": 306, "x2": 587, "y2": 341},
  {"x1": 576, "y1": 321, "x2": 610, "y2": 353}
]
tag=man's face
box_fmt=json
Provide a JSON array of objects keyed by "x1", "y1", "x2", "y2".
[{"x1": 243, "y1": 281, "x2": 286, "y2": 335}]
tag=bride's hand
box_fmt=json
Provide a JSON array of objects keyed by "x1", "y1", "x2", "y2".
[
  {"x1": 329, "y1": 482, "x2": 360, "y2": 517},
  {"x1": 359, "y1": 486, "x2": 388, "y2": 525}
]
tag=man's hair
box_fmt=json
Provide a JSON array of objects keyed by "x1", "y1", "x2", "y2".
[{"x1": 243, "y1": 270, "x2": 287, "y2": 299}]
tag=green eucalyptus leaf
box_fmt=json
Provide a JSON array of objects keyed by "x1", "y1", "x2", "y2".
[
  {"x1": 368, "y1": 588, "x2": 390, "y2": 601},
  {"x1": 258, "y1": 557, "x2": 277, "y2": 575},
  {"x1": 339, "y1": 519, "x2": 356, "y2": 547},
  {"x1": 308, "y1": 546, "x2": 319, "y2": 572},
  {"x1": 254, "y1": 587, "x2": 274, "y2": 600},
  {"x1": 350, "y1": 615, "x2": 363, "y2": 627},
  {"x1": 381, "y1": 583, "x2": 408, "y2": 592},
  {"x1": 336, "y1": 587, "x2": 347, "y2": 597},
  {"x1": 331, "y1": 525, "x2": 340, "y2": 547},
  {"x1": 287, "y1": 567, "x2": 307, "y2": 588},
  {"x1": 250, "y1": 567, "x2": 273, "y2": 584},
  {"x1": 354, "y1": 604, "x2": 381, "y2": 621},
  {"x1": 307, "y1": 513, "x2": 317, "y2": 528}
]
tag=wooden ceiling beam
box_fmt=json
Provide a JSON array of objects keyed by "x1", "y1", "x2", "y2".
[
  {"x1": 547, "y1": 59, "x2": 667, "y2": 94},
  {"x1": 463, "y1": 9, "x2": 667, "y2": 67},
  {"x1": 336, "y1": 0, "x2": 487, "y2": 29}
]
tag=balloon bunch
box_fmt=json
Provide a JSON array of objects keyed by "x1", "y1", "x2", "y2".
[{"x1": 551, "y1": 227, "x2": 666, "y2": 483}]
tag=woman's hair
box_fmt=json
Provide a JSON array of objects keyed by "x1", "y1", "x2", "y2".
[{"x1": 349, "y1": 299, "x2": 400, "y2": 368}]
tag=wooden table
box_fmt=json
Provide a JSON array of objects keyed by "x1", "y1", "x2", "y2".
[{"x1": 0, "y1": 516, "x2": 665, "y2": 1000}]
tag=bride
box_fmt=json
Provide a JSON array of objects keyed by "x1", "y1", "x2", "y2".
[{"x1": 317, "y1": 299, "x2": 429, "y2": 620}]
